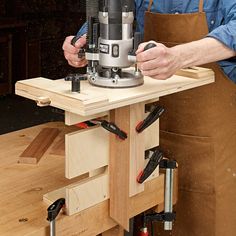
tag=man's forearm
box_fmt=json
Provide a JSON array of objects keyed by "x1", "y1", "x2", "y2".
[{"x1": 172, "y1": 37, "x2": 236, "y2": 69}]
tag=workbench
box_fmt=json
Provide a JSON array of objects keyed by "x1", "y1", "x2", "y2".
[{"x1": 0, "y1": 68, "x2": 214, "y2": 236}]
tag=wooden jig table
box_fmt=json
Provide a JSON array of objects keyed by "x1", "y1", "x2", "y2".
[{"x1": 0, "y1": 67, "x2": 214, "y2": 236}]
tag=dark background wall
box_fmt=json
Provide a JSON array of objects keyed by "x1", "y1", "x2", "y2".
[
  {"x1": 1, "y1": 0, "x2": 86, "y2": 80},
  {"x1": 0, "y1": 0, "x2": 86, "y2": 134}
]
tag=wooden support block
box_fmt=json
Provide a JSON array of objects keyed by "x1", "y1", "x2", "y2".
[
  {"x1": 109, "y1": 104, "x2": 146, "y2": 230},
  {"x1": 102, "y1": 226, "x2": 124, "y2": 236},
  {"x1": 130, "y1": 103, "x2": 146, "y2": 196},
  {"x1": 66, "y1": 170, "x2": 109, "y2": 215},
  {"x1": 110, "y1": 106, "x2": 131, "y2": 230},
  {"x1": 19, "y1": 128, "x2": 59, "y2": 164},
  {"x1": 65, "y1": 111, "x2": 109, "y2": 126},
  {"x1": 175, "y1": 66, "x2": 214, "y2": 79},
  {"x1": 44, "y1": 170, "x2": 109, "y2": 216},
  {"x1": 65, "y1": 126, "x2": 109, "y2": 179}
]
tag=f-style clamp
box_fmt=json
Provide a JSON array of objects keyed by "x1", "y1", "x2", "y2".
[{"x1": 47, "y1": 198, "x2": 65, "y2": 236}]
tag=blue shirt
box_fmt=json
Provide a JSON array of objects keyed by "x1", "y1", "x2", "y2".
[
  {"x1": 78, "y1": 0, "x2": 236, "y2": 83},
  {"x1": 135, "y1": 0, "x2": 236, "y2": 83}
]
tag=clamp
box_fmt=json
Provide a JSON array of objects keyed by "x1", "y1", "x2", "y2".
[
  {"x1": 47, "y1": 198, "x2": 65, "y2": 236},
  {"x1": 136, "y1": 106, "x2": 165, "y2": 133},
  {"x1": 92, "y1": 119, "x2": 127, "y2": 140},
  {"x1": 139, "y1": 159, "x2": 177, "y2": 235},
  {"x1": 137, "y1": 149, "x2": 163, "y2": 184},
  {"x1": 161, "y1": 159, "x2": 177, "y2": 230}
]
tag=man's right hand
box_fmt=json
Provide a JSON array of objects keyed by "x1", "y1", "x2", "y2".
[{"x1": 62, "y1": 35, "x2": 87, "y2": 68}]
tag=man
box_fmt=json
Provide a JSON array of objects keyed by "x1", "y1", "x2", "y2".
[
  {"x1": 63, "y1": 1, "x2": 236, "y2": 235},
  {"x1": 63, "y1": 0, "x2": 236, "y2": 83}
]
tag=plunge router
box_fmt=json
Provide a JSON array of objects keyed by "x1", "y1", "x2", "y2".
[{"x1": 74, "y1": 0, "x2": 144, "y2": 88}]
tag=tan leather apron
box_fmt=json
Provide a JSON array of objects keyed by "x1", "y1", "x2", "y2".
[{"x1": 144, "y1": 0, "x2": 236, "y2": 235}]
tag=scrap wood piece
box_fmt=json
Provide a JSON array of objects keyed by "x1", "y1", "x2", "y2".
[
  {"x1": 19, "y1": 128, "x2": 60, "y2": 164},
  {"x1": 175, "y1": 67, "x2": 214, "y2": 79}
]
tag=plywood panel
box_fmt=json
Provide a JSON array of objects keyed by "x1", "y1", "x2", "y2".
[
  {"x1": 144, "y1": 120, "x2": 159, "y2": 150},
  {"x1": 66, "y1": 126, "x2": 109, "y2": 179},
  {"x1": 15, "y1": 69, "x2": 214, "y2": 116},
  {"x1": 66, "y1": 171, "x2": 109, "y2": 215}
]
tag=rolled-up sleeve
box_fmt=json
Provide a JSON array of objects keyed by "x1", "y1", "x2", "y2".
[{"x1": 207, "y1": 1, "x2": 236, "y2": 51}]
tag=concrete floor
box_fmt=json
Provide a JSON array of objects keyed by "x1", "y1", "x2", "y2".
[{"x1": 0, "y1": 95, "x2": 64, "y2": 135}]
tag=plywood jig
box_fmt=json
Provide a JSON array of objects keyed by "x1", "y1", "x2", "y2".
[{"x1": 10, "y1": 68, "x2": 215, "y2": 235}]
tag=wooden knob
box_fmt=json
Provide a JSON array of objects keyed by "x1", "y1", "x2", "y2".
[{"x1": 35, "y1": 97, "x2": 51, "y2": 107}]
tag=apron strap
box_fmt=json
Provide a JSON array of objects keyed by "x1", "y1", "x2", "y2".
[
  {"x1": 199, "y1": 0, "x2": 204, "y2": 12},
  {"x1": 147, "y1": 0, "x2": 154, "y2": 12},
  {"x1": 147, "y1": 0, "x2": 203, "y2": 13}
]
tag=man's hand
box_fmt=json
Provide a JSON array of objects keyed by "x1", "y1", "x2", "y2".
[
  {"x1": 136, "y1": 41, "x2": 181, "y2": 80},
  {"x1": 62, "y1": 35, "x2": 87, "y2": 68}
]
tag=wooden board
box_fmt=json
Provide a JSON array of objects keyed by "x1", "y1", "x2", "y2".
[
  {"x1": 175, "y1": 67, "x2": 214, "y2": 79},
  {"x1": 15, "y1": 68, "x2": 214, "y2": 116},
  {"x1": 65, "y1": 126, "x2": 109, "y2": 179},
  {"x1": 109, "y1": 106, "x2": 131, "y2": 230},
  {"x1": 19, "y1": 128, "x2": 59, "y2": 164},
  {"x1": 129, "y1": 103, "x2": 146, "y2": 197},
  {"x1": 65, "y1": 111, "x2": 109, "y2": 126},
  {"x1": 66, "y1": 170, "x2": 109, "y2": 215}
]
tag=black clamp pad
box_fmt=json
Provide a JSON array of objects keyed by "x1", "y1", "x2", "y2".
[
  {"x1": 159, "y1": 159, "x2": 178, "y2": 169},
  {"x1": 145, "y1": 212, "x2": 176, "y2": 223}
]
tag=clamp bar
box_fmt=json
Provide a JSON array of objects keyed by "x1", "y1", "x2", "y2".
[
  {"x1": 47, "y1": 198, "x2": 65, "y2": 236},
  {"x1": 136, "y1": 106, "x2": 165, "y2": 133},
  {"x1": 92, "y1": 120, "x2": 127, "y2": 140}
]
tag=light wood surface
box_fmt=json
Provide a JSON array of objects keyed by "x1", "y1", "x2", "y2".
[
  {"x1": 129, "y1": 103, "x2": 146, "y2": 196},
  {"x1": 109, "y1": 107, "x2": 131, "y2": 230},
  {"x1": 15, "y1": 69, "x2": 214, "y2": 116},
  {"x1": 175, "y1": 67, "x2": 214, "y2": 79},
  {"x1": 66, "y1": 169, "x2": 109, "y2": 215},
  {"x1": 65, "y1": 111, "x2": 109, "y2": 125},
  {"x1": 44, "y1": 170, "x2": 109, "y2": 216},
  {"x1": 102, "y1": 226, "x2": 124, "y2": 236},
  {"x1": 0, "y1": 122, "x2": 166, "y2": 236},
  {"x1": 65, "y1": 126, "x2": 109, "y2": 179},
  {"x1": 19, "y1": 128, "x2": 59, "y2": 164}
]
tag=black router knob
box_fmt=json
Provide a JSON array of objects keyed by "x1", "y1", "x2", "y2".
[{"x1": 144, "y1": 43, "x2": 157, "y2": 51}]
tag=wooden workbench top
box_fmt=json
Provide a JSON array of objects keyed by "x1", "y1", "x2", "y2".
[
  {"x1": 0, "y1": 122, "x2": 83, "y2": 236},
  {"x1": 0, "y1": 122, "x2": 166, "y2": 236}
]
